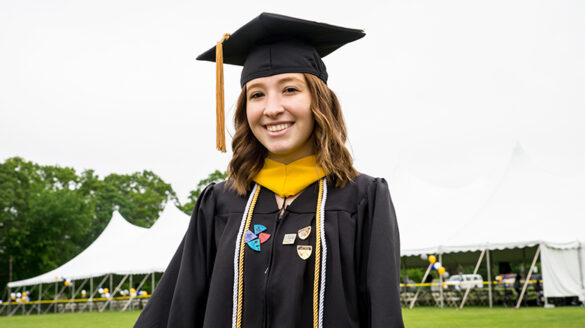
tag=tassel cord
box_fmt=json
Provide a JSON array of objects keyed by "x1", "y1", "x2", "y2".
[{"x1": 215, "y1": 33, "x2": 230, "y2": 152}]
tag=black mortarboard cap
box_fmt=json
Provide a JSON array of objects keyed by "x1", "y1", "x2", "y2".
[
  {"x1": 196, "y1": 13, "x2": 365, "y2": 152},
  {"x1": 198, "y1": 12, "x2": 365, "y2": 86}
]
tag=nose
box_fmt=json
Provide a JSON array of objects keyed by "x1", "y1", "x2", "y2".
[{"x1": 263, "y1": 92, "x2": 284, "y2": 118}]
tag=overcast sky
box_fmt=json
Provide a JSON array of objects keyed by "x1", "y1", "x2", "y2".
[{"x1": 1, "y1": 0, "x2": 584, "y2": 202}]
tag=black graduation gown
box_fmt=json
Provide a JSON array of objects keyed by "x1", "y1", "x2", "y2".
[{"x1": 134, "y1": 174, "x2": 404, "y2": 328}]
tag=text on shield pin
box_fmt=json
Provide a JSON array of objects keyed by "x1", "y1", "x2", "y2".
[
  {"x1": 297, "y1": 245, "x2": 313, "y2": 260},
  {"x1": 297, "y1": 226, "x2": 311, "y2": 240}
]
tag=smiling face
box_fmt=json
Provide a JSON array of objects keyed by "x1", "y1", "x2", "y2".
[{"x1": 246, "y1": 73, "x2": 315, "y2": 164}]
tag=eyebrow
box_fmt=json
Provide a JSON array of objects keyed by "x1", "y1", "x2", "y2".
[
  {"x1": 277, "y1": 76, "x2": 304, "y2": 85},
  {"x1": 246, "y1": 76, "x2": 305, "y2": 91}
]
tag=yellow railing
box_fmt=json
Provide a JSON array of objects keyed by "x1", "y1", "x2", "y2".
[
  {"x1": 399, "y1": 280, "x2": 542, "y2": 287},
  {"x1": 0, "y1": 295, "x2": 150, "y2": 306}
]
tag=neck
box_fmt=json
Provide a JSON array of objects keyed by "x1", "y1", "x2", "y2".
[
  {"x1": 267, "y1": 138, "x2": 315, "y2": 164},
  {"x1": 267, "y1": 151, "x2": 314, "y2": 165}
]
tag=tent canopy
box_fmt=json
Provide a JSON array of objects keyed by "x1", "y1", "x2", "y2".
[{"x1": 7, "y1": 206, "x2": 190, "y2": 288}]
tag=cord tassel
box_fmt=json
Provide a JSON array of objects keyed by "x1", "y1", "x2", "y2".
[{"x1": 216, "y1": 33, "x2": 230, "y2": 152}]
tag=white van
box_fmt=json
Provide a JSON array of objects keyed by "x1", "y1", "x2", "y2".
[{"x1": 445, "y1": 274, "x2": 483, "y2": 290}]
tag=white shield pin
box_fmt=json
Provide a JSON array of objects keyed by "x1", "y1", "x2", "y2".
[
  {"x1": 297, "y1": 226, "x2": 311, "y2": 240},
  {"x1": 297, "y1": 245, "x2": 313, "y2": 260}
]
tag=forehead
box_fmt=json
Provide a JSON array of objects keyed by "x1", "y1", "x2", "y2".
[{"x1": 246, "y1": 73, "x2": 306, "y2": 89}]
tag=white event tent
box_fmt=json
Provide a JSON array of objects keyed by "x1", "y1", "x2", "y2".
[
  {"x1": 7, "y1": 211, "x2": 148, "y2": 287},
  {"x1": 116, "y1": 204, "x2": 190, "y2": 274},
  {"x1": 396, "y1": 144, "x2": 585, "y2": 303},
  {"x1": 7, "y1": 205, "x2": 190, "y2": 289}
]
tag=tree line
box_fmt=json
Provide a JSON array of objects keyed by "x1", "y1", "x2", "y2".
[{"x1": 0, "y1": 157, "x2": 226, "y2": 291}]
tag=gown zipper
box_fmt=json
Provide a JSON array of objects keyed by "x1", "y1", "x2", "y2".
[{"x1": 264, "y1": 197, "x2": 287, "y2": 328}]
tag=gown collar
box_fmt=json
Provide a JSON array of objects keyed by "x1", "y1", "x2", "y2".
[
  {"x1": 252, "y1": 155, "x2": 327, "y2": 198},
  {"x1": 253, "y1": 179, "x2": 321, "y2": 214}
]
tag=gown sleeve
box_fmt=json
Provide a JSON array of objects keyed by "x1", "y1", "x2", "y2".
[
  {"x1": 358, "y1": 178, "x2": 404, "y2": 328},
  {"x1": 134, "y1": 183, "x2": 217, "y2": 328}
]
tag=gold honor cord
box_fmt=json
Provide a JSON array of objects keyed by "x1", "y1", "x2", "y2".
[
  {"x1": 234, "y1": 179, "x2": 325, "y2": 328},
  {"x1": 313, "y1": 179, "x2": 324, "y2": 328},
  {"x1": 236, "y1": 185, "x2": 261, "y2": 328}
]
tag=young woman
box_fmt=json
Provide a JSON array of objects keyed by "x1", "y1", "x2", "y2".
[{"x1": 134, "y1": 13, "x2": 404, "y2": 328}]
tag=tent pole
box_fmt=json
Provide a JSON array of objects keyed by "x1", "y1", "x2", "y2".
[
  {"x1": 459, "y1": 249, "x2": 486, "y2": 309},
  {"x1": 515, "y1": 245, "x2": 541, "y2": 309},
  {"x1": 152, "y1": 272, "x2": 155, "y2": 292},
  {"x1": 8, "y1": 287, "x2": 22, "y2": 317},
  {"x1": 9, "y1": 297, "x2": 23, "y2": 317},
  {"x1": 121, "y1": 274, "x2": 151, "y2": 312},
  {"x1": 577, "y1": 243, "x2": 584, "y2": 292},
  {"x1": 44, "y1": 283, "x2": 67, "y2": 314},
  {"x1": 487, "y1": 249, "x2": 493, "y2": 308},
  {"x1": 30, "y1": 285, "x2": 38, "y2": 315},
  {"x1": 89, "y1": 277, "x2": 93, "y2": 312},
  {"x1": 439, "y1": 253, "x2": 444, "y2": 308},
  {"x1": 71, "y1": 280, "x2": 74, "y2": 312},
  {"x1": 109, "y1": 274, "x2": 113, "y2": 311},
  {"x1": 73, "y1": 279, "x2": 88, "y2": 300},
  {"x1": 100, "y1": 274, "x2": 129, "y2": 312},
  {"x1": 38, "y1": 284, "x2": 42, "y2": 314},
  {"x1": 7, "y1": 286, "x2": 11, "y2": 316},
  {"x1": 68, "y1": 279, "x2": 85, "y2": 312},
  {"x1": 90, "y1": 275, "x2": 109, "y2": 300},
  {"x1": 129, "y1": 274, "x2": 133, "y2": 311},
  {"x1": 54, "y1": 281, "x2": 57, "y2": 313},
  {"x1": 409, "y1": 262, "x2": 433, "y2": 309},
  {"x1": 88, "y1": 274, "x2": 109, "y2": 313},
  {"x1": 25, "y1": 285, "x2": 37, "y2": 315}
]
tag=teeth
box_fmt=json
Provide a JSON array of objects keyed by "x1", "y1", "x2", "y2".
[{"x1": 267, "y1": 123, "x2": 290, "y2": 132}]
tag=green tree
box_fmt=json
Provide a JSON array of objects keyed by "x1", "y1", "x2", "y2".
[
  {"x1": 0, "y1": 158, "x2": 92, "y2": 288},
  {"x1": 179, "y1": 170, "x2": 227, "y2": 215},
  {"x1": 0, "y1": 157, "x2": 180, "y2": 290},
  {"x1": 17, "y1": 188, "x2": 94, "y2": 279},
  {"x1": 99, "y1": 170, "x2": 178, "y2": 228}
]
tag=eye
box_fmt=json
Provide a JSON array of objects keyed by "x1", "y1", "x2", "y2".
[
  {"x1": 283, "y1": 87, "x2": 299, "y2": 94},
  {"x1": 249, "y1": 92, "x2": 264, "y2": 100}
]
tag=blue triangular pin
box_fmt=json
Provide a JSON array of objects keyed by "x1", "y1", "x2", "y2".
[
  {"x1": 254, "y1": 224, "x2": 267, "y2": 235},
  {"x1": 247, "y1": 239, "x2": 261, "y2": 252},
  {"x1": 244, "y1": 230, "x2": 257, "y2": 243}
]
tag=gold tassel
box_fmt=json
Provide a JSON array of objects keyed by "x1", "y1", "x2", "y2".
[{"x1": 216, "y1": 33, "x2": 230, "y2": 152}]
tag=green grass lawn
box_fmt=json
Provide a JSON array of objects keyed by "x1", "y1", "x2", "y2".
[
  {"x1": 0, "y1": 307, "x2": 583, "y2": 327},
  {"x1": 403, "y1": 307, "x2": 585, "y2": 328},
  {"x1": 0, "y1": 310, "x2": 141, "y2": 328}
]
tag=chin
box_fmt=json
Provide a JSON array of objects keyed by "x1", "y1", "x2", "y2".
[{"x1": 268, "y1": 148, "x2": 292, "y2": 156}]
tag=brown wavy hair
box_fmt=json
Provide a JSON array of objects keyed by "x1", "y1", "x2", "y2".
[{"x1": 227, "y1": 73, "x2": 358, "y2": 196}]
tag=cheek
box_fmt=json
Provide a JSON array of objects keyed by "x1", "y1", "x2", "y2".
[{"x1": 246, "y1": 104, "x2": 261, "y2": 128}]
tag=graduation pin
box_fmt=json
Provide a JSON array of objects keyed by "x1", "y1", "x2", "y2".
[
  {"x1": 254, "y1": 224, "x2": 267, "y2": 234},
  {"x1": 258, "y1": 232, "x2": 271, "y2": 243},
  {"x1": 297, "y1": 226, "x2": 311, "y2": 240},
  {"x1": 245, "y1": 227, "x2": 270, "y2": 251},
  {"x1": 297, "y1": 245, "x2": 312, "y2": 260},
  {"x1": 244, "y1": 230, "x2": 257, "y2": 243},
  {"x1": 282, "y1": 233, "x2": 297, "y2": 245},
  {"x1": 247, "y1": 239, "x2": 261, "y2": 252}
]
